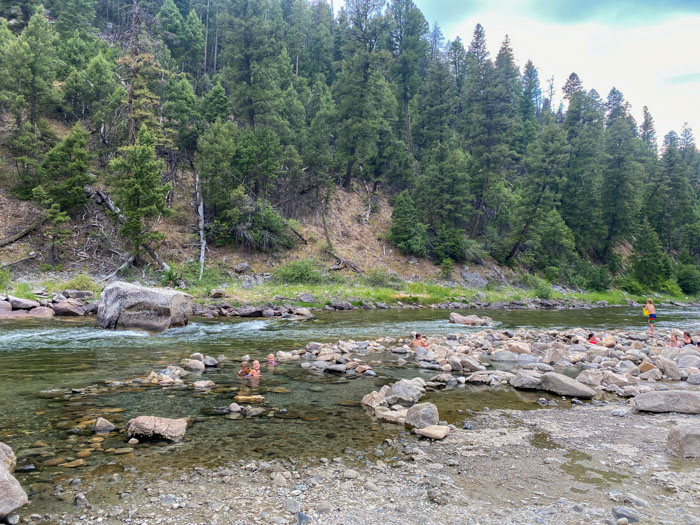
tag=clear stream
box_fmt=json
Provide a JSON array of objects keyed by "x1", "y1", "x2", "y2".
[{"x1": 1, "y1": 306, "x2": 699, "y2": 514}]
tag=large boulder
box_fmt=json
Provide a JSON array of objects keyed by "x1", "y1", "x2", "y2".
[
  {"x1": 97, "y1": 282, "x2": 193, "y2": 331},
  {"x1": 386, "y1": 379, "x2": 423, "y2": 406},
  {"x1": 52, "y1": 299, "x2": 85, "y2": 316},
  {"x1": 634, "y1": 391, "x2": 700, "y2": 414},
  {"x1": 509, "y1": 370, "x2": 542, "y2": 390},
  {"x1": 126, "y1": 416, "x2": 188, "y2": 442},
  {"x1": 667, "y1": 425, "x2": 700, "y2": 457},
  {"x1": 0, "y1": 442, "x2": 28, "y2": 520},
  {"x1": 361, "y1": 391, "x2": 386, "y2": 409},
  {"x1": 0, "y1": 301, "x2": 11, "y2": 313},
  {"x1": 27, "y1": 306, "x2": 55, "y2": 319},
  {"x1": 540, "y1": 372, "x2": 596, "y2": 398},
  {"x1": 405, "y1": 403, "x2": 439, "y2": 429},
  {"x1": 7, "y1": 296, "x2": 39, "y2": 310},
  {"x1": 449, "y1": 312, "x2": 492, "y2": 326}
]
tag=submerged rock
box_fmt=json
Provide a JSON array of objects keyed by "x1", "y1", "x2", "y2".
[
  {"x1": 126, "y1": 416, "x2": 188, "y2": 442},
  {"x1": 94, "y1": 417, "x2": 116, "y2": 433},
  {"x1": 97, "y1": 281, "x2": 193, "y2": 331},
  {"x1": 448, "y1": 312, "x2": 492, "y2": 326}
]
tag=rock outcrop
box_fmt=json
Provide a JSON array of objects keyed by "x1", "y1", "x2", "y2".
[{"x1": 98, "y1": 282, "x2": 193, "y2": 331}]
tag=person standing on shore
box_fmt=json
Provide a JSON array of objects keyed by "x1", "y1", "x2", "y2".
[{"x1": 644, "y1": 299, "x2": 656, "y2": 334}]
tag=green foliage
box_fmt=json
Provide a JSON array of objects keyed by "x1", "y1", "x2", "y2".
[
  {"x1": 388, "y1": 191, "x2": 429, "y2": 257},
  {"x1": 10, "y1": 282, "x2": 36, "y2": 300},
  {"x1": 585, "y1": 266, "x2": 613, "y2": 292},
  {"x1": 109, "y1": 125, "x2": 171, "y2": 251},
  {"x1": 0, "y1": 269, "x2": 10, "y2": 293},
  {"x1": 629, "y1": 220, "x2": 672, "y2": 289},
  {"x1": 272, "y1": 259, "x2": 325, "y2": 285},
  {"x1": 438, "y1": 258, "x2": 455, "y2": 279},
  {"x1": 676, "y1": 265, "x2": 700, "y2": 295},
  {"x1": 60, "y1": 273, "x2": 100, "y2": 293},
  {"x1": 616, "y1": 276, "x2": 645, "y2": 295},
  {"x1": 535, "y1": 282, "x2": 554, "y2": 299},
  {"x1": 363, "y1": 269, "x2": 404, "y2": 290}
]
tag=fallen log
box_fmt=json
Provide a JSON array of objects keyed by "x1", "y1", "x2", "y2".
[{"x1": 0, "y1": 218, "x2": 44, "y2": 248}]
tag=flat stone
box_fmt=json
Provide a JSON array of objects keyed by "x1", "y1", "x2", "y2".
[
  {"x1": 635, "y1": 390, "x2": 700, "y2": 414},
  {"x1": 58, "y1": 459, "x2": 85, "y2": 468},
  {"x1": 540, "y1": 372, "x2": 596, "y2": 398},
  {"x1": 126, "y1": 416, "x2": 188, "y2": 442},
  {"x1": 415, "y1": 425, "x2": 450, "y2": 440},
  {"x1": 667, "y1": 425, "x2": 700, "y2": 457}
]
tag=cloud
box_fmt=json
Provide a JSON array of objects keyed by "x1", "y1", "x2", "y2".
[
  {"x1": 667, "y1": 72, "x2": 700, "y2": 85},
  {"x1": 521, "y1": 0, "x2": 700, "y2": 25}
]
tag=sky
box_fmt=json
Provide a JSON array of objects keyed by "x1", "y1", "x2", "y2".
[{"x1": 339, "y1": 0, "x2": 700, "y2": 141}]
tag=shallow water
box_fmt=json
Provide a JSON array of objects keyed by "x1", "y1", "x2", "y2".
[{"x1": 1, "y1": 306, "x2": 698, "y2": 514}]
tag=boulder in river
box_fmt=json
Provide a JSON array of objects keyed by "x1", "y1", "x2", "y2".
[
  {"x1": 7, "y1": 296, "x2": 39, "y2": 310},
  {"x1": 126, "y1": 416, "x2": 188, "y2": 442},
  {"x1": 449, "y1": 312, "x2": 492, "y2": 326},
  {"x1": 0, "y1": 442, "x2": 28, "y2": 521},
  {"x1": 52, "y1": 299, "x2": 85, "y2": 316},
  {"x1": 667, "y1": 425, "x2": 700, "y2": 457},
  {"x1": 634, "y1": 391, "x2": 700, "y2": 414},
  {"x1": 26, "y1": 306, "x2": 55, "y2": 319},
  {"x1": 405, "y1": 403, "x2": 439, "y2": 429},
  {"x1": 539, "y1": 372, "x2": 596, "y2": 398},
  {"x1": 97, "y1": 282, "x2": 193, "y2": 331},
  {"x1": 94, "y1": 417, "x2": 116, "y2": 433}
]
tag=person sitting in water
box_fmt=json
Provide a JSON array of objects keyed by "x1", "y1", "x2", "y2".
[
  {"x1": 237, "y1": 361, "x2": 250, "y2": 377},
  {"x1": 669, "y1": 334, "x2": 681, "y2": 348},
  {"x1": 265, "y1": 353, "x2": 278, "y2": 366},
  {"x1": 411, "y1": 333, "x2": 428, "y2": 349},
  {"x1": 587, "y1": 333, "x2": 599, "y2": 344},
  {"x1": 682, "y1": 331, "x2": 695, "y2": 346},
  {"x1": 247, "y1": 360, "x2": 262, "y2": 378}
]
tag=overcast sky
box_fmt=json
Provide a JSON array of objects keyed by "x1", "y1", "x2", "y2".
[{"x1": 338, "y1": 0, "x2": 700, "y2": 141}]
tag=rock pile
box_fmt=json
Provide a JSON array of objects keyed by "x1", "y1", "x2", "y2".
[
  {"x1": 193, "y1": 302, "x2": 313, "y2": 320},
  {"x1": 0, "y1": 291, "x2": 96, "y2": 320},
  {"x1": 298, "y1": 341, "x2": 378, "y2": 377},
  {"x1": 361, "y1": 378, "x2": 451, "y2": 440}
]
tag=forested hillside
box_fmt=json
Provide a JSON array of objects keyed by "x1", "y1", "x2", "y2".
[{"x1": 1, "y1": 0, "x2": 699, "y2": 295}]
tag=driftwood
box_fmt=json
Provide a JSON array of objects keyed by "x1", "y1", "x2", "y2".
[
  {"x1": 0, "y1": 218, "x2": 44, "y2": 248},
  {"x1": 1, "y1": 254, "x2": 37, "y2": 270},
  {"x1": 328, "y1": 250, "x2": 363, "y2": 274},
  {"x1": 103, "y1": 254, "x2": 137, "y2": 281},
  {"x1": 195, "y1": 170, "x2": 206, "y2": 280},
  {"x1": 289, "y1": 225, "x2": 308, "y2": 245},
  {"x1": 90, "y1": 189, "x2": 170, "y2": 272}
]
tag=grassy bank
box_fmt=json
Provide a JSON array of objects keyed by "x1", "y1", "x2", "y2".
[{"x1": 1, "y1": 266, "x2": 696, "y2": 308}]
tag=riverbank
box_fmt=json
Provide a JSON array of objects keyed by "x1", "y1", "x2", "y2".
[{"x1": 27, "y1": 404, "x2": 700, "y2": 525}]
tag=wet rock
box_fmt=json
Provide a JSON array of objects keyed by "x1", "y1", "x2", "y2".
[
  {"x1": 126, "y1": 416, "x2": 188, "y2": 442},
  {"x1": 448, "y1": 312, "x2": 492, "y2": 326},
  {"x1": 0, "y1": 301, "x2": 10, "y2": 312},
  {"x1": 238, "y1": 306, "x2": 263, "y2": 317},
  {"x1": 667, "y1": 425, "x2": 700, "y2": 457},
  {"x1": 0, "y1": 450, "x2": 28, "y2": 520},
  {"x1": 0, "y1": 443, "x2": 15, "y2": 473},
  {"x1": 241, "y1": 406, "x2": 265, "y2": 417},
  {"x1": 26, "y1": 306, "x2": 55, "y2": 319},
  {"x1": 74, "y1": 492, "x2": 88, "y2": 507},
  {"x1": 58, "y1": 459, "x2": 85, "y2": 468},
  {"x1": 294, "y1": 307, "x2": 313, "y2": 318},
  {"x1": 192, "y1": 380, "x2": 215, "y2": 391},
  {"x1": 181, "y1": 359, "x2": 206, "y2": 373},
  {"x1": 94, "y1": 417, "x2": 116, "y2": 433},
  {"x1": 228, "y1": 403, "x2": 242, "y2": 413},
  {"x1": 386, "y1": 379, "x2": 423, "y2": 406},
  {"x1": 634, "y1": 390, "x2": 700, "y2": 414},
  {"x1": 540, "y1": 372, "x2": 596, "y2": 398},
  {"x1": 405, "y1": 403, "x2": 439, "y2": 429},
  {"x1": 234, "y1": 395, "x2": 265, "y2": 404},
  {"x1": 98, "y1": 282, "x2": 193, "y2": 331},
  {"x1": 330, "y1": 301, "x2": 353, "y2": 311},
  {"x1": 361, "y1": 391, "x2": 386, "y2": 409},
  {"x1": 414, "y1": 425, "x2": 450, "y2": 440}
]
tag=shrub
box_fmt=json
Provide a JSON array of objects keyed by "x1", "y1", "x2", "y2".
[
  {"x1": 11, "y1": 282, "x2": 36, "y2": 300},
  {"x1": 438, "y1": 258, "x2": 455, "y2": 280},
  {"x1": 543, "y1": 266, "x2": 560, "y2": 283},
  {"x1": 61, "y1": 273, "x2": 100, "y2": 293},
  {"x1": 676, "y1": 265, "x2": 700, "y2": 295},
  {"x1": 363, "y1": 269, "x2": 404, "y2": 290},
  {"x1": 272, "y1": 259, "x2": 324, "y2": 284},
  {"x1": 657, "y1": 279, "x2": 683, "y2": 297},
  {"x1": 616, "y1": 276, "x2": 645, "y2": 295},
  {"x1": 535, "y1": 282, "x2": 553, "y2": 299},
  {"x1": 0, "y1": 269, "x2": 10, "y2": 293},
  {"x1": 585, "y1": 266, "x2": 612, "y2": 292}
]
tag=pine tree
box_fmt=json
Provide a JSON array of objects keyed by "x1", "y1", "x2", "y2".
[
  {"x1": 31, "y1": 185, "x2": 71, "y2": 264},
  {"x1": 200, "y1": 82, "x2": 228, "y2": 123},
  {"x1": 38, "y1": 123, "x2": 93, "y2": 213},
  {"x1": 181, "y1": 9, "x2": 205, "y2": 75},
  {"x1": 388, "y1": 191, "x2": 428, "y2": 256},
  {"x1": 195, "y1": 119, "x2": 238, "y2": 219},
  {"x1": 629, "y1": 220, "x2": 671, "y2": 289},
  {"x1": 518, "y1": 59, "x2": 541, "y2": 153},
  {"x1": 55, "y1": 0, "x2": 96, "y2": 36},
  {"x1": 412, "y1": 58, "x2": 456, "y2": 158},
  {"x1": 109, "y1": 124, "x2": 171, "y2": 252}
]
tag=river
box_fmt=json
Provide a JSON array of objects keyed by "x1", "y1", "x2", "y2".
[{"x1": 1, "y1": 306, "x2": 699, "y2": 515}]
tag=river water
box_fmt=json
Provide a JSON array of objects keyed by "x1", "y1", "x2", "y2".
[{"x1": 1, "y1": 306, "x2": 699, "y2": 514}]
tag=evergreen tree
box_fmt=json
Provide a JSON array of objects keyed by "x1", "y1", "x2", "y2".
[
  {"x1": 31, "y1": 185, "x2": 71, "y2": 264},
  {"x1": 518, "y1": 59, "x2": 540, "y2": 153},
  {"x1": 37, "y1": 123, "x2": 93, "y2": 213},
  {"x1": 55, "y1": 0, "x2": 96, "y2": 36},
  {"x1": 195, "y1": 119, "x2": 238, "y2": 219},
  {"x1": 629, "y1": 220, "x2": 671, "y2": 289},
  {"x1": 200, "y1": 82, "x2": 228, "y2": 123},
  {"x1": 412, "y1": 58, "x2": 456, "y2": 157},
  {"x1": 388, "y1": 191, "x2": 428, "y2": 256},
  {"x1": 109, "y1": 124, "x2": 171, "y2": 252}
]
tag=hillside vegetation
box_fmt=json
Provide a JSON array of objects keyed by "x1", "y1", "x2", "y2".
[{"x1": 1, "y1": 0, "x2": 699, "y2": 300}]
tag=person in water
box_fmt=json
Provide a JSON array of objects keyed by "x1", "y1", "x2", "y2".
[
  {"x1": 237, "y1": 361, "x2": 250, "y2": 377},
  {"x1": 669, "y1": 334, "x2": 681, "y2": 348},
  {"x1": 411, "y1": 333, "x2": 428, "y2": 349},
  {"x1": 265, "y1": 353, "x2": 278, "y2": 366},
  {"x1": 645, "y1": 299, "x2": 656, "y2": 334},
  {"x1": 247, "y1": 360, "x2": 262, "y2": 378},
  {"x1": 587, "y1": 333, "x2": 599, "y2": 344},
  {"x1": 682, "y1": 331, "x2": 695, "y2": 346}
]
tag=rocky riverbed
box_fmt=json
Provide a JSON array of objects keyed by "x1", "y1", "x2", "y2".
[{"x1": 15, "y1": 405, "x2": 699, "y2": 525}]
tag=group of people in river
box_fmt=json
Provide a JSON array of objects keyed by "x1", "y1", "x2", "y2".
[{"x1": 236, "y1": 354, "x2": 278, "y2": 379}]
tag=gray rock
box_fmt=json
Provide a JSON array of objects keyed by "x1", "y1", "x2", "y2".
[
  {"x1": 202, "y1": 356, "x2": 218, "y2": 367},
  {"x1": 94, "y1": 417, "x2": 116, "y2": 433},
  {"x1": 126, "y1": 416, "x2": 188, "y2": 442},
  {"x1": 461, "y1": 268, "x2": 488, "y2": 288},
  {"x1": 449, "y1": 312, "x2": 492, "y2": 326},
  {"x1": 0, "y1": 442, "x2": 28, "y2": 520},
  {"x1": 405, "y1": 403, "x2": 439, "y2": 429},
  {"x1": 509, "y1": 370, "x2": 542, "y2": 390},
  {"x1": 330, "y1": 301, "x2": 353, "y2": 310},
  {"x1": 238, "y1": 306, "x2": 263, "y2": 317},
  {"x1": 234, "y1": 262, "x2": 251, "y2": 274},
  {"x1": 63, "y1": 290, "x2": 94, "y2": 299},
  {"x1": 667, "y1": 425, "x2": 700, "y2": 457},
  {"x1": 634, "y1": 390, "x2": 700, "y2": 414},
  {"x1": 317, "y1": 501, "x2": 332, "y2": 514},
  {"x1": 52, "y1": 299, "x2": 85, "y2": 316},
  {"x1": 284, "y1": 499, "x2": 301, "y2": 513},
  {"x1": 388, "y1": 379, "x2": 423, "y2": 406},
  {"x1": 297, "y1": 293, "x2": 314, "y2": 303},
  {"x1": 678, "y1": 355, "x2": 700, "y2": 369},
  {"x1": 490, "y1": 350, "x2": 518, "y2": 362},
  {"x1": 7, "y1": 296, "x2": 40, "y2": 310},
  {"x1": 611, "y1": 506, "x2": 640, "y2": 523},
  {"x1": 540, "y1": 372, "x2": 596, "y2": 398},
  {"x1": 97, "y1": 282, "x2": 193, "y2": 331},
  {"x1": 0, "y1": 443, "x2": 15, "y2": 472}
]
